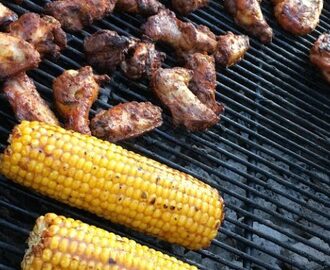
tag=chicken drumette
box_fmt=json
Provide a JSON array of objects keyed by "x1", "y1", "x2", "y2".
[
  {"x1": 0, "y1": 3, "x2": 17, "y2": 29},
  {"x1": 53, "y1": 66, "x2": 110, "y2": 134},
  {"x1": 224, "y1": 0, "x2": 273, "y2": 43},
  {"x1": 172, "y1": 0, "x2": 209, "y2": 15},
  {"x1": 3, "y1": 73, "x2": 59, "y2": 125},
  {"x1": 91, "y1": 101, "x2": 163, "y2": 142},
  {"x1": 115, "y1": 0, "x2": 164, "y2": 15},
  {"x1": 310, "y1": 33, "x2": 330, "y2": 83},
  {"x1": 9, "y1": 13, "x2": 67, "y2": 58},
  {"x1": 273, "y1": 0, "x2": 323, "y2": 35}
]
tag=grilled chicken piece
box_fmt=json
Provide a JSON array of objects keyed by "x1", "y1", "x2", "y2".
[
  {"x1": 53, "y1": 66, "x2": 110, "y2": 134},
  {"x1": 143, "y1": 9, "x2": 217, "y2": 57},
  {"x1": 215, "y1": 32, "x2": 250, "y2": 67},
  {"x1": 116, "y1": 0, "x2": 164, "y2": 15},
  {"x1": 225, "y1": 0, "x2": 273, "y2": 43},
  {"x1": 151, "y1": 68, "x2": 219, "y2": 131},
  {"x1": 185, "y1": 53, "x2": 224, "y2": 115},
  {"x1": 45, "y1": 0, "x2": 116, "y2": 31},
  {"x1": 91, "y1": 101, "x2": 163, "y2": 142},
  {"x1": 9, "y1": 13, "x2": 67, "y2": 58},
  {"x1": 273, "y1": 0, "x2": 323, "y2": 35},
  {"x1": 3, "y1": 73, "x2": 59, "y2": 125},
  {"x1": 172, "y1": 0, "x2": 209, "y2": 15},
  {"x1": 84, "y1": 30, "x2": 134, "y2": 73},
  {"x1": 310, "y1": 33, "x2": 330, "y2": 84},
  {"x1": 0, "y1": 33, "x2": 40, "y2": 80},
  {"x1": 0, "y1": 3, "x2": 17, "y2": 29},
  {"x1": 121, "y1": 41, "x2": 165, "y2": 80}
]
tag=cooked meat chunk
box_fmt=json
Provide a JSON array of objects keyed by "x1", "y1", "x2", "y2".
[
  {"x1": 91, "y1": 101, "x2": 163, "y2": 142},
  {"x1": 172, "y1": 0, "x2": 208, "y2": 15},
  {"x1": 310, "y1": 33, "x2": 330, "y2": 84},
  {"x1": 215, "y1": 32, "x2": 250, "y2": 67},
  {"x1": 185, "y1": 53, "x2": 224, "y2": 115},
  {"x1": 45, "y1": 0, "x2": 116, "y2": 31},
  {"x1": 224, "y1": 0, "x2": 273, "y2": 43},
  {"x1": 142, "y1": 9, "x2": 217, "y2": 57},
  {"x1": 53, "y1": 66, "x2": 110, "y2": 134},
  {"x1": 0, "y1": 3, "x2": 17, "y2": 29},
  {"x1": 273, "y1": 0, "x2": 323, "y2": 35},
  {"x1": 116, "y1": 0, "x2": 164, "y2": 15},
  {"x1": 151, "y1": 68, "x2": 219, "y2": 131},
  {"x1": 0, "y1": 33, "x2": 40, "y2": 80},
  {"x1": 121, "y1": 41, "x2": 165, "y2": 79},
  {"x1": 84, "y1": 30, "x2": 134, "y2": 73},
  {"x1": 3, "y1": 73, "x2": 59, "y2": 125},
  {"x1": 9, "y1": 13, "x2": 67, "y2": 58}
]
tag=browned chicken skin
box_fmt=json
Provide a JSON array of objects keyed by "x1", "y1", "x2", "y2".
[
  {"x1": 3, "y1": 73, "x2": 59, "y2": 125},
  {"x1": 53, "y1": 66, "x2": 110, "y2": 135},
  {"x1": 115, "y1": 0, "x2": 164, "y2": 15},
  {"x1": 45, "y1": 0, "x2": 116, "y2": 31},
  {"x1": 172, "y1": 0, "x2": 209, "y2": 15},
  {"x1": 0, "y1": 33, "x2": 40, "y2": 80},
  {"x1": 185, "y1": 53, "x2": 224, "y2": 115},
  {"x1": 0, "y1": 3, "x2": 17, "y2": 29},
  {"x1": 273, "y1": 0, "x2": 323, "y2": 35},
  {"x1": 9, "y1": 13, "x2": 67, "y2": 58},
  {"x1": 91, "y1": 101, "x2": 163, "y2": 142},
  {"x1": 310, "y1": 33, "x2": 330, "y2": 84},
  {"x1": 151, "y1": 68, "x2": 219, "y2": 131},
  {"x1": 224, "y1": 0, "x2": 273, "y2": 43}
]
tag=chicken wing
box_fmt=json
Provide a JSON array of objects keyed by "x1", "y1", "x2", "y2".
[
  {"x1": 185, "y1": 53, "x2": 224, "y2": 115},
  {"x1": 215, "y1": 32, "x2": 250, "y2": 67},
  {"x1": 172, "y1": 0, "x2": 209, "y2": 15},
  {"x1": 45, "y1": 0, "x2": 116, "y2": 31},
  {"x1": 115, "y1": 0, "x2": 164, "y2": 15},
  {"x1": 310, "y1": 33, "x2": 330, "y2": 84},
  {"x1": 53, "y1": 66, "x2": 110, "y2": 134},
  {"x1": 0, "y1": 3, "x2": 17, "y2": 29},
  {"x1": 91, "y1": 101, "x2": 163, "y2": 142},
  {"x1": 9, "y1": 13, "x2": 67, "y2": 58},
  {"x1": 84, "y1": 30, "x2": 134, "y2": 73},
  {"x1": 3, "y1": 73, "x2": 59, "y2": 125},
  {"x1": 151, "y1": 67, "x2": 219, "y2": 131},
  {"x1": 273, "y1": 0, "x2": 323, "y2": 35},
  {"x1": 0, "y1": 33, "x2": 40, "y2": 80},
  {"x1": 224, "y1": 0, "x2": 273, "y2": 43}
]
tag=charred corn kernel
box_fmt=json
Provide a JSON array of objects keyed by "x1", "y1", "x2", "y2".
[
  {"x1": 0, "y1": 121, "x2": 225, "y2": 250},
  {"x1": 22, "y1": 214, "x2": 197, "y2": 270}
]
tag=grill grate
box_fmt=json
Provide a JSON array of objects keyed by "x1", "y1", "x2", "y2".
[{"x1": 0, "y1": 0, "x2": 329, "y2": 269}]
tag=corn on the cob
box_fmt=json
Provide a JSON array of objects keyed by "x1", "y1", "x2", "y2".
[
  {"x1": 22, "y1": 213, "x2": 198, "y2": 270},
  {"x1": 0, "y1": 121, "x2": 225, "y2": 249}
]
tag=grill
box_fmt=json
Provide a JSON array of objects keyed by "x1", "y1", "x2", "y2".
[{"x1": 0, "y1": 0, "x2": 329, "y2": 269}]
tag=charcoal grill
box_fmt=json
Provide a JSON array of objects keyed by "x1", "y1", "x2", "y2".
[{"x1": 0, "y1": 0, "x2": 329, "y2": 269}]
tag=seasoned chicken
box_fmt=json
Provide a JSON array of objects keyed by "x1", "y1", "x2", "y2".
[
  {"x1": 142, "y1": 9, "x2": 217, "y2": 57},
  {"x1": 310, "y1": 33, "x2": 330, "y2": 84},
  {"x1": 151, "y1": 68, "x2": 219, "y2": 131},
  {"x1": 3, "y1": 73, "x2": 59, "y2": 125},
  {"x1": 224, "y1": 0, "x2": 273, "y2": 43},
  {"x1": 0, "y1": 3, "x2": 17, "y2": 29},
  {"x1": 45, "y1": 0, "x2": 116, "y2": 31},
  {"x1": 185, "y1": 53, "x2": 224, "y2": 115},
  {"x1": 53, "y1": 66, "x2": 110, "y2": 134},
  {"x1": 9, "y1": 13, "x2": 67, "y2": 58},
  {"x1": 91, "y1": 101, "x2": 163, "y2": 142},
  {"x1": 84, "y1": 30, "x2": 134, "y2": 73},
  {"x1": 0, "y1": 33, "x2": 40, "y2": 80},
  {"x1": 215, "y1": 32, "x2": 250, "y2": 67},
  {"x1": 115, "y1": 0, "x2": 164, "y2": 15},
  {"x1": 172, "y1": 0, "x2": 209, "y2": 15},
  {"x1": 121, "y1": 41, "x2": 165, "y2": 79},
  {"x1": 273, "y1": 0, "x2": 323, "y2": 35}
]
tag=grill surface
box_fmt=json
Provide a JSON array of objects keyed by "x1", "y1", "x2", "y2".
[{"x1": 0, "y1": 0, "x2": 329, "y2": 269}]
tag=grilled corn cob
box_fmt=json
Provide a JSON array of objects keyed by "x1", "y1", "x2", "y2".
[
  {"x1": 0, "y1": 121, "x2": 224, "y2": 249},
  {"x1": 22, "y1": 213, "x2": 198, "y2": 270}
]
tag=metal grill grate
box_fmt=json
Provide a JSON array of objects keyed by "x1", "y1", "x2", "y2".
[{"x1": 0, "y1": 0, "x2": 329, "y2": 269}]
